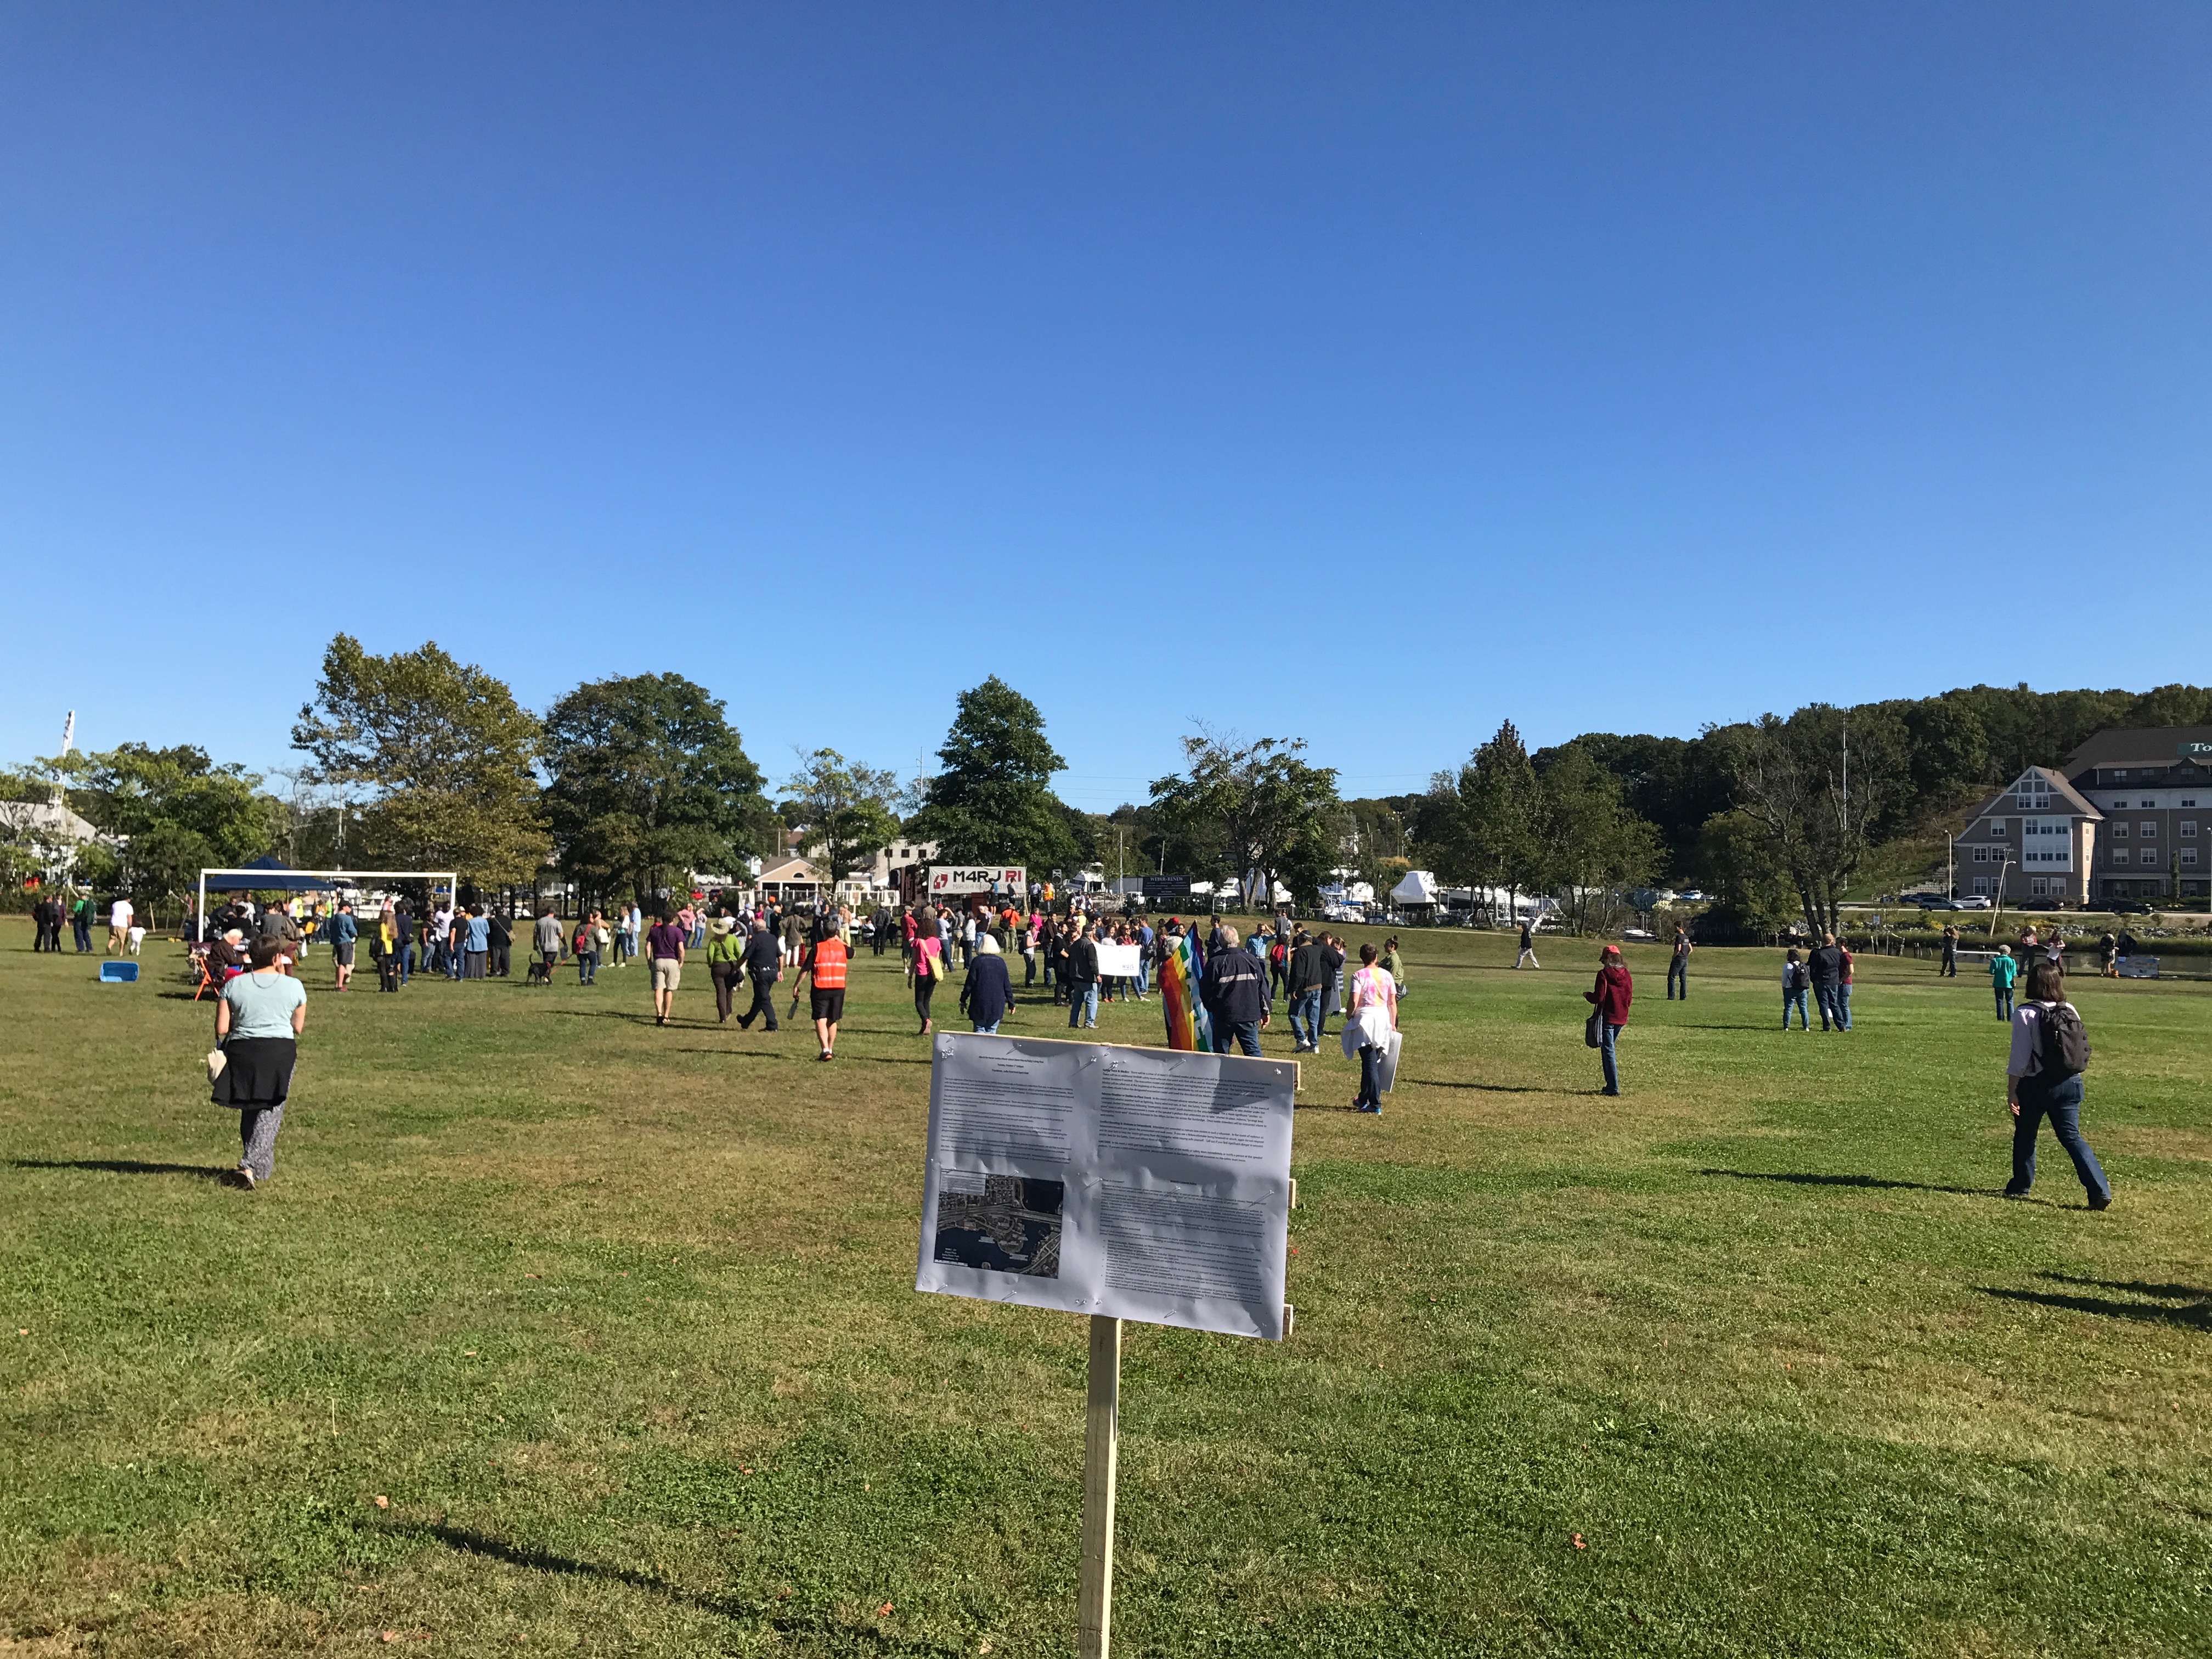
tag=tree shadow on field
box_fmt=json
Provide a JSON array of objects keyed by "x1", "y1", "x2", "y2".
[
  {"x1": 1979, "y1": 1280, "x2": 2212, "y2": 1331},
  {"x1": 672, "y1": 1048, "x2": 788, "y2": 1059},
  {"x1": 1700, "y1": 1167, "x2": 1991, "y2": 1198},
  {"x1": 10, "y1": 1158, "x2": 227, "y2": 1183},
  {"x1": 390, "y1": 1520, "x2": 960, "y2": 1653}
]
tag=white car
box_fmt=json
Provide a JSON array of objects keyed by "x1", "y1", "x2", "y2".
[{"x1": 1954, "y1": 895, "x2": 1993, "y2": 910}]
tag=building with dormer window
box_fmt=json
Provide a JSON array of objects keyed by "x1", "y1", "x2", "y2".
[
  {"x1": 1952, "y1": 766, "x2": 2102, "y2": 906},
  {"x1": 2062, "y1": 726, "x2": 2212, "y2": 903}
]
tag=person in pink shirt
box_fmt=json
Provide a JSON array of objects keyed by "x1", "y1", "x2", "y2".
[{"x1": 1348, "y1": 942, "x2": 1398, "y2": 1114}]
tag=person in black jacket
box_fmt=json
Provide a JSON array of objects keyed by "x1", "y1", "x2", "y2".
[
  {"x1": 1203, "y1": 924, "x2": 1271, "y2": 1056},
  {"x1": 1065, "y1": 923, "x2": 1101, "y2": 1029},
  {"x1": 737, "y1": 918, "x2": 782, "y2": 1031},
  {"x1": 1806, "y1": 933, "x2": 1846, "y2": 1032},
  {"x1": 486, "y1": 910, "x2": 513, "y2": 978},
  {"x1": 962, "y1": 934, "x2": 1015, "y2": 1033},
  {"x1": 1285, "y1": 930, "x2": 1328, "y2": 1053}
]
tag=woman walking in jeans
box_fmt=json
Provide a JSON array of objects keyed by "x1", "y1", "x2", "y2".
[
  {"x1": 1583, "y1": 944, "x2": 1633, "y2": 1096},
  {"x1": 2005, "y1": 959, "x2": 2111, "y2": 1209},
  {"x1": 1347, "y1": 943, "x2": 1397, "y2": 1114}
]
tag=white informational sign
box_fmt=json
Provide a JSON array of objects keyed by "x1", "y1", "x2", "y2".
[
  {"x1": 916, "y1": 1034, "x2": 1296, "y2": 1341},
  {"x1": 1093, "y1": 943, "x2": 1142, "y2": 978},
  {"x1": 929, "y1": 865, "x2": 1028, "y2": 899}
]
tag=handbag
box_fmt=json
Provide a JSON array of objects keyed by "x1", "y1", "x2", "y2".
[
  {"x1": 206, "y1": 1047, "x2": 228, "y2": 1085},
  {"x1": 1584, "y1": 1008, "x2": 1602, "y2": 1048}
]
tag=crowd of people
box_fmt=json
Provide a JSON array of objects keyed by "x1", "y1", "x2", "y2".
[{"x1": 20, "y1": 876, "x2": 2115, "y2": 1210}]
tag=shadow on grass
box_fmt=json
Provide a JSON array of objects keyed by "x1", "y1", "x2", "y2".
[
  {"x1": 1700, "y1": 1167, "x2": 1992, "y2": 1198},
  {"x1": 1980, "y1": 1282, "x2": 2211, "y2": 1331},
  {"x1": 2045, "y1": 1272, "x2": 2211, "y2": 1302},
  {"x1": 1404, "y1": 1077, "x2": 1551, "y2": 1094},
  {"x1": 394, "y1": 1521, "x2": 960, "y2": 1653},
  {"x1": 9, "y1": 1158, "x2": 228, "y2": 1183},
  {"x1": 672, "y1": 1048, "x2": 788, "y2": 1059}
]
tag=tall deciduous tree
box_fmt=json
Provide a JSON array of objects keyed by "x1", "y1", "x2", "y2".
[
  {"x1": 1528, "y1": 743, "x2": 1661, "y2": 933},
  {"x1": 1712, "y1": 704, "x2": 1905, "y2": 936},
  {"x1": 58, "y1": 743, "x2": 281, "y2": 901},
  {"x1": 292, "y1": 635, "x2": 548, "y2": 885},
  {"x1": 540, "y1": 673, "x2": 771, "y2": 908},
  {"x1": 1421, "y1": 720, "x2": 1543, "y2": 916},
  {"x1": 906, "y1": 678, "x2": 1081, "y2": 870},
  {"x1": 783, "y1": 749, "x2": 903, "y2": 887},
  {"x1": 1148, "y1": 731, "x2": 1340, "y2": 909}
]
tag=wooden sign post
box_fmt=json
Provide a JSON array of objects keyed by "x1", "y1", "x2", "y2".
[{"x1": 1077, "y1": 1314, "x2": 1122, "y2": 1658}]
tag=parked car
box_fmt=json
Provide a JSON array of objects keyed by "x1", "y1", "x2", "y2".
[
  {"x1": 1913, "y1": 894, "x2": 1959, "y2": 910},
  {"x1": 1954, "y1": 895, "x2": 1993, "y2": 910},
  {"x1": 2106, "y1": 900, "x2": 2154, "y2": 916}
]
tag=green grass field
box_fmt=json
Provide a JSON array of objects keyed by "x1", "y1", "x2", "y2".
[{"x1": 3, "y1": 917, "x2": 2207, "y2": 1656}]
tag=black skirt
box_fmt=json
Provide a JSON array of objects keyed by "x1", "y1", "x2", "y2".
[{"x1": 213, "y1": 1037, "x2": 297, "y2": 1108}]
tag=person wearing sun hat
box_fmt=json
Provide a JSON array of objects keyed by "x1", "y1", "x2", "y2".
[{"x1": 706, "y1": 915, "x2": 746, "y2": 1023}]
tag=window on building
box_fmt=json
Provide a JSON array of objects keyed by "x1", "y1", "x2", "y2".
[
  {"x1": 2114, "y1": 822, "x2": 2129, "y2": 839},
  {"x1": 2030, "y1": 877, "x2": 2049, "y2": 897},
  {"x1": 1989, "y1": 820, "x2": 2006, "y2": 837},
  {"x1": 2141, "y1": 821, "x2": 2158, "y2": 838},
  {"x1": 2141, "y1": 798, "x2": 2156, "y2": 809},
  {"x1": 1972, "y1": 876, "x2": 1989, "y2": 895},
  {"x1": 2112, "y1": 769, "x2": 2129, "y2": 781},
  {"x1": 2184, "y1": 848, "x2": 2200, "y2": 869},
  {"x1": 2184, "y1": 820, "x2": 2198, "y2": 838}
]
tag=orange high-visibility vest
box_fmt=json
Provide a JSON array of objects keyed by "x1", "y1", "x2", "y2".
[{"x1": 810, "y1": 938, "x2": 848, "y2": 989}]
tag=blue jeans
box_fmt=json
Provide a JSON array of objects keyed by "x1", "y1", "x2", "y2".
[
  {"x1": 1288, "y1": 989, "x2": 1322, "y2": 1048},
  {"x1": 1666, "y1": 958, "x2": 1688, "y2": 999},
  {"x1": 1836, "y1": 983, "x2": 1852, "y2": 1029},
  {"x1": 972, "y1": 1019, "x2": 1001, "y2": 1035},
  {"x1": 577, "y1": 949, "x2": 598, "y2": 984},
  {"x1": 2007, "y1": 1074, "x2": 2109, "y2": 1205},
  {"x1": 1068, "y1": 983, "x2": 1098, "y2": 1028},
  {"x1": 1599, "y1": 1022, "x2": 1622, "y2": 1093},
  {"x1": 1814, "y1": 984, "x2": 1843, "y2": 1030},
  {"x1": 1229, "y1": 1019, "x2": 1263, "y2": 1058},
  {"x1": 1783, "y1": 989, "x2": 1808, "y2": 1028},
  {"x1": 1136, "y1": 958, "x2": 1150, "y2": 996},
  {"x1": 1995, "y1": 984, "x2": 2013, "y2": 1020},
  {"x1": 398, "y1": 946, "x2": 411, "y2": 984},
  {"x1": 1356, "y1": 1042, "x2": 1382, "y2": 1109}
]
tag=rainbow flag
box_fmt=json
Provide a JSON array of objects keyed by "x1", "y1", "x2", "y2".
[{"x1": 1158, "y1": 930, "x2": 1215, "y2": 1052}]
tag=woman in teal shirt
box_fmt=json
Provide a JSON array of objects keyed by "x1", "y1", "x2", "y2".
[
  {"x1": 213, "y1": 934, "x2": 308, "y2": 1188},
  {"x1": 1989, "y1": 946, "x2": 2019, "y2": 1022}
]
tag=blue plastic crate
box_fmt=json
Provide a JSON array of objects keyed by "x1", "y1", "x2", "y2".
[{"x1": 98, "y1": 960, "x2": 140, "y2": 984}]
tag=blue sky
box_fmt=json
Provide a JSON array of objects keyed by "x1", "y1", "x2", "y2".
[{"x1": 3, "y1": 3, "x2": 2207, "y2": 810}]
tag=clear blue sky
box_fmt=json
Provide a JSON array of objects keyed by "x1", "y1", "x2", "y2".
[{"x1": 3, "y1": 3, "x2": 2207, "y2": 810}]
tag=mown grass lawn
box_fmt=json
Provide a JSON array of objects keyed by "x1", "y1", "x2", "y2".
[{"x1": 3, "y1": 915, "x2": 2207, "y2": 1656}]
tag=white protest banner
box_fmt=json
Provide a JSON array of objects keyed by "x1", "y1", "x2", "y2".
[
  {"x1": 928, "y1": 865, "x2": 1026, "y2": 898},
  {"x1": 916, "y1": 1033, "x2": 1295, "y2": 1341},
  {"x1": 1093, "y1": 943, "x2": 1141, "y2": 978}
]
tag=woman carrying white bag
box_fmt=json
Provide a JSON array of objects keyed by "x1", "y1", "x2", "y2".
[{"x1": 1342, "y1": 941, "x2": 1401, "y2": 1114}]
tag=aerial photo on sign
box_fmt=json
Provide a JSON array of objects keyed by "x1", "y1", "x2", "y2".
[{"x1": 916, "y1": 1033, "x2": 1296, "y2": 1341}]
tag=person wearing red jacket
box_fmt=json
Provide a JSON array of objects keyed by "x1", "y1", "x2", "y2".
[{"x1": 1584, "y1": 944, "x2": 1634, "y2": 1097}]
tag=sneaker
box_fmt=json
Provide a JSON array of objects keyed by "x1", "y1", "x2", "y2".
[{"x1": 2088, "y1": 1195, "x2": 2112, "y2": 1211}]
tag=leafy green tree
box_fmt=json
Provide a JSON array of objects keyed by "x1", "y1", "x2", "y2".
[
  {"x1": 783, "y1": 749, "x2": 903, "y2": 887},
  {"x1": 63, "y1": 743, "x2": 280, "y2": 868},
  {"x1": 1531, "y1": 744, "x2": 1662, "y2": 933},
  {"x1": 541, "y1": 673, "x2": 772, "y2": 908},
  {"x1": 1690, "y1": 809, "x2": 1798, "y2": 936},
  {"x1": 906, "y1": 678, "x2": 1082, "y2": 870},
  {"x1": 1148, "y1": 732, "x2": 1340, "y2": 909},
  {"x1": 1421, "y1": 720, "x2": 1544, "y2": 917},
  {"x1": 292, "y1": 635, "x2": 548, "y2": 885}
]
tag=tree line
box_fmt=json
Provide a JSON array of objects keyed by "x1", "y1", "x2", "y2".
[{"x1": 5, "y1": 633, "x2": 2205, "y2": 927}]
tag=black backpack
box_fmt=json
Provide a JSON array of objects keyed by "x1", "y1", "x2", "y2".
[{"x1": 2038, "y1": 1002, "x2": 2091, "y2": 1080}]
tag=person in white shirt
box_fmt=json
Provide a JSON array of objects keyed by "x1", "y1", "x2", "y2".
[
  {"x1": 126, "y1": 923, "x2": 146, "y2": 956},
  {"x1": 107, "y1": 896, "x2": 134, "y2": 955},
  {"x1": 2003, "y1": 958, "x2": 2111, "y2": 1210}
]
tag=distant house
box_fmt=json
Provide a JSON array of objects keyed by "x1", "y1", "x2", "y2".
[
  {"x1": 2062, "y1": 725, "x2": 2212, "y2": 905},
  {"x1": 754, "y1": 856, "x2": 827, "y2": 906},
  {"x1": 1952, "y1": 766, "x2": 2102, "y2": 906}
]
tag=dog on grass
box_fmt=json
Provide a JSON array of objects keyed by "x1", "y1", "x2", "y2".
[{"x1": 525, "y1": 958, "x2": 554, "y2": 986}]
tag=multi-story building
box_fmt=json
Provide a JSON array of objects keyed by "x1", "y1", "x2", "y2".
[
  {"x1": 1951, "y1": 766, "x2": 2102, "y2": 906},
  {"x1": 2062, "y1": 726, "x2": 2212, "y2": 904}
]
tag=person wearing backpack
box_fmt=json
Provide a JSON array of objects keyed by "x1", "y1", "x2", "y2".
[
  {"x1": 1780, "y1": 949, "x2": 1810, "y2": 1030},
  {"x1": 2004, "y1": 958, "x2": 2110, "y2": 1210},
  {"x1": 1989, "y1": 945, "x2": 2019, "y2": 1022}
]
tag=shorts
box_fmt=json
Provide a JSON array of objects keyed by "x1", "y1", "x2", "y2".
[
  {"x1": 651, "y1": 958, "x2": 682, "y2": 991},
  {"x1": 332, "y1": 942, "x2": 356, "y2": 967},
  {"x1": 810, "y1": 989, "x2": 845, "y2": 1024}
]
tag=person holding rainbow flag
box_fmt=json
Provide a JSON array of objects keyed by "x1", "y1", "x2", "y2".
[{"x1": 1157, "y1": 918, "x2": 1214, "y2": 1053}]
